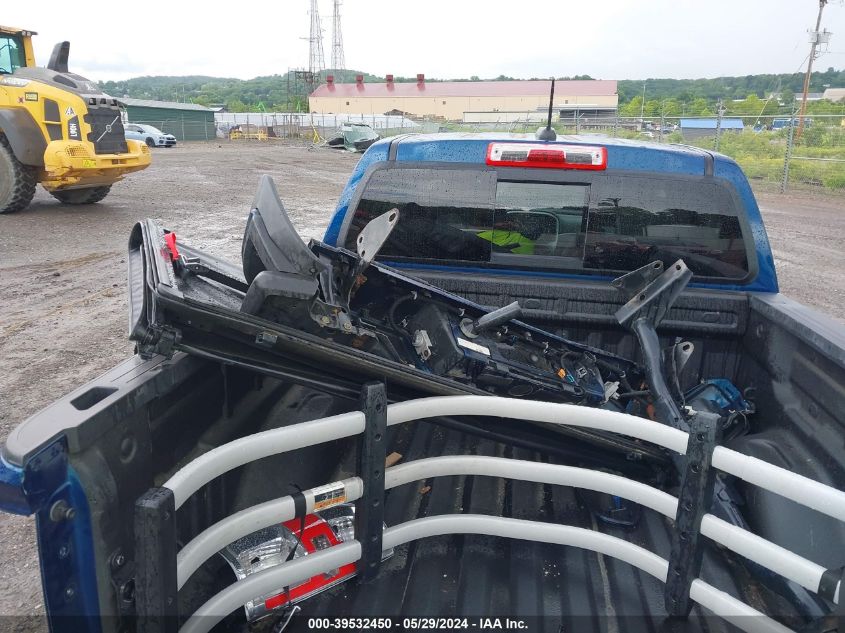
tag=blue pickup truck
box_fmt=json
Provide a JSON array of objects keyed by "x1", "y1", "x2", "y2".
[{"x1": 1, "y1": 133, "x2": 844, "y2": 633}]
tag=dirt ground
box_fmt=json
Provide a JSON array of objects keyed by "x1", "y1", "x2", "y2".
[{"x1": 0, "y1": 141, "x2": 842, "y2": 622}]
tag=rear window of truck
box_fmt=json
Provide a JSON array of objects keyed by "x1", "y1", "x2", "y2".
[{"x1": 343, "y1": 165, "x2": 751, "y2": 281}]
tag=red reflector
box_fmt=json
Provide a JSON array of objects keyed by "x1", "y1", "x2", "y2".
[{"x1": 486, "y1": 142, "x2": 607, "y2": 170}]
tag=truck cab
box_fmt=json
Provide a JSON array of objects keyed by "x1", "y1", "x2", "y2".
[
  {"x1": 326, "y1": 134, "x2": 775, "y2": 290},
  {"x1": 323, "y1": 134, "x2": 779, "y2": 346}
]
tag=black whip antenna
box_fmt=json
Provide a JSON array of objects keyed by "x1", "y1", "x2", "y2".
[{"x1": 536, "y1": 77, "x2": 557, "y2": 141}]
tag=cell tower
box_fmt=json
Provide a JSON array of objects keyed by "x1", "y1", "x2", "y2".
[
  {"x1": 308, "y1": 0, "x2": 326, "y2": 76},
  {"x1": 331, "y1": 0, "x2": 346, "y2": 71}
]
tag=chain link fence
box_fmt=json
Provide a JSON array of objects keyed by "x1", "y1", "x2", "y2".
[
  {"x1": 136, "y1": 110, "x2": 844, "y2": 193},
  {"x1": 212, "y1": 112, "x2": 435, "y2": 143},
  {"x1": 443, "y1": 113, "x2": 845, "y2": 193}
]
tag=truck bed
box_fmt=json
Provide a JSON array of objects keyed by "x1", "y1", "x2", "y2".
[{"x1": 4, "y1": 256, "x2": 844, "y2": 632}]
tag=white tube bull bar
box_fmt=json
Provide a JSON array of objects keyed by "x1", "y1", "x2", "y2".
[{"x1": 132, "y1": 394, "x2": 843, "y2": 633}]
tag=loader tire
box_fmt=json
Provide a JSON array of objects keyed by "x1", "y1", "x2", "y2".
[
  {"x1": 0, "y1": 134, "x2": 37, "y2": 214},
  {"x1": 50, "y1": 185, "x2": 112, "y2": 205}
]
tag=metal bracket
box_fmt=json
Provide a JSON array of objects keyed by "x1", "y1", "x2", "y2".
[
  {"x1": 108, "y1": 550, "x2": 137, "y2": 618},
  {"x1": 816, "y1": 565, "x2": 844, "y2": 633},
  {"x1": 613, "y1": 260, "x2": 693, "y2": 431},
  {"x1": 137, "y1": 325, "x2": 181, "y2": 360},
  {"x1": 612, "y1": 260, "x2": 665, "y2": 298},
  {"x1": 665, "y1": 411, "x2": 722, "y2": 616},
  {"x1": 355, "y1": 208, "x2": 400, "y2": 268},
  {"x1": 838, "y1": 568, "x2": 844, "y2": 631},
  {"x1": 355, "y1": 382, "x2": 387, "y2": 582},
  {"x1": 340, "y1": 209, "x2": 400, "y2": 308},
  {"x1": 135, "y1": 487, "x2": 178, "y2": 633},
  {"x1": 671, "y1": 340, "x2": 695, "y2": 376},
  {"x1": 155, "y1": 326, "x2": 181, "y2": 358},
  {"x1": 614, "y1": 259, "x2": 692, "y2": 329}
]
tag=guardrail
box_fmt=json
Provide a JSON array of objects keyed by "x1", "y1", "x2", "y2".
[{"x1": 134, "y1": 384, "x2": 844, "y2": 633}]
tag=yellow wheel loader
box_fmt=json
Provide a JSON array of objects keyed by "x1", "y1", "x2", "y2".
[{"x1": 0, "y1": 26, "x2": 151, "y2": 213}]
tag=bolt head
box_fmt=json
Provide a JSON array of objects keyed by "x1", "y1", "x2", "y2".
[
  {"x1": 49, "y1": 500, "x2": 70, "y2": 522},
  {"x1": 64, "y1": 587, "x2": 75, "y2": 601}
]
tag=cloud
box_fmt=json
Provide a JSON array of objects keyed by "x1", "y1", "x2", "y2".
[{"x1": 6, "y1": 0, "x2": 844, "y2": 82}]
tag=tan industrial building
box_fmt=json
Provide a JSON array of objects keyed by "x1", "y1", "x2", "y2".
[
  {"x1": 823, "y1": 87, "x2": 845, "y2": 102},
  {"x1": 309, "y1": 76, "x2": 618, "y2": 121}
]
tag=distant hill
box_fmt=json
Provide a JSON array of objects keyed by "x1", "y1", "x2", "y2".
[
  {"x1": 98, "y1": 68, "x2": 845, "y2": 113},
  {"x1": 617, "y1": 67, "x2": 845, "y2": 102},
  {"x1": 98, "y1": 69, "x2": 382, "y2": 112}
]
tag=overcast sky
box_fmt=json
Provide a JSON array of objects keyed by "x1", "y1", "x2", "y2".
[{"x1": 5, "y1": 0, "x2": 845, "y2": 82}]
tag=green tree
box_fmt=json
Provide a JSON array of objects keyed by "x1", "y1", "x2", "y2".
[
  {"x1": 687, "y1": 98, "x2": 713, "y2": 116},
  {"x1": 660, "y1": 99, "x2": 682, "y2": 117},
  {"x1": 226, "y1": 99, "x2": 247, "y2": 113},
  {"x1": 620, "y1": 96, "x2": 644, "y2": 117},
  {"x1": 643, "y1": 99, "x2": 661, "y2": 116}
]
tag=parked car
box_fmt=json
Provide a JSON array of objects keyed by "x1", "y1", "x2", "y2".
[{"x1": 124, "y1": 123, "x2": 177, "y2": 148}]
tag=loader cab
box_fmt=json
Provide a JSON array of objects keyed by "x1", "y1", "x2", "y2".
[{"x1": 0, "y1": 26, "x2": 36, "y2": 73}]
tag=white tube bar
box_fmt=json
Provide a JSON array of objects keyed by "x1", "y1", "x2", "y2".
[
  {"x1": 388, "y1": 397, "x2": 845, "y2": 527},
  {"x1": 383, "y1": 514, "x2": 668, "y2": 579},
  {"x1": 689, "y1": 579, "x2": 793, "y2": 633},
  {"x1": 178, "y1": 512, "x2": 795, "y2": 633},
  {"x1": 382, "y1": 515, "x2": 792, "y2": 633},
  {"x1": 179, "y1": 541, "x2": 361, "y2": 633},
  {"x1": 701, "y1": 515, "x2": 832, "y2": 601},
  {"x1": 385, "y1": 455, "x2": 835, "y2": 602},
  {"x1": 387, "y1": 395, "x2": 690, "y2": 453},
  {"x1": 386, "y1": 455, "x2": 678, "y2": 517},
  {"x1": 176, "y1": 477, "x2": 364, "y2": 590},
  {"x1": 713, "y1": 446, "x2": 845, "y2": 523},
  {"x1": 165, "y1": 411, "x2": 365, "y2": 508}
]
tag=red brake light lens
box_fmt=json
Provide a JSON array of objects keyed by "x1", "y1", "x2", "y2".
[{"x1": 486, "y1": 143, "x2": 607, "y2": 170}]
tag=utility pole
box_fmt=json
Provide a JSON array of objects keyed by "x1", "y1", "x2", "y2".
[
  {"x1": 797, "y1": 0, "x2": 831, "y2": 139},
  {"x1": 714, "y1": 99, "x2": 724, "y2": 152},
  {"x1": 331, "y1": 0, "x2": 345, "y2": 71},
  {"x1": 782, "y1": 106, "x2": 798, "y2": 193},
  {"x1": 640, "y1": 82, "x2": 646, "y2": 127}
]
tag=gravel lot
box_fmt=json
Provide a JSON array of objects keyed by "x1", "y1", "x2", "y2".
[{"x1": 0, "y1": 141, "x2": 842, "y2": 623}]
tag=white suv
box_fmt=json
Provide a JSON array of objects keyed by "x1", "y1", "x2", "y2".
[{"x1": 124, "y1": 124, "x2": 177, "y2": 148}]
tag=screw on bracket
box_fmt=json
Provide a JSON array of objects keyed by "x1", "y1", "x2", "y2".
[
  {"x1": 49, "y1": 500, "x2": 76, "y2": 522},
  {"x1": 111, "y1": 551, "x2": 126, "y2": 570}
]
